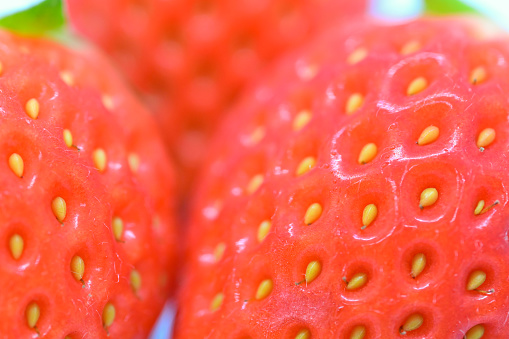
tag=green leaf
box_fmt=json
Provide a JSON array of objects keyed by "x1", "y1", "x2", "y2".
[
  {"x1": 423, "y1": 0, "x2": 479, "y2": 15},
  {"x1": 0, "y1": 0, "x2": 65, "y2": 36}
]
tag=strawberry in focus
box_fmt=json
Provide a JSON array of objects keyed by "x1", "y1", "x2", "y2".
[
  {"x1": 66, "y1": 0, "x2": 367, "y2": 195},
  {"x1": 0, "y1": 29, "x2": 177, "y2": 338},
  {"x1": 176, "y1": 18, "x2": 509, "y2": 338}
]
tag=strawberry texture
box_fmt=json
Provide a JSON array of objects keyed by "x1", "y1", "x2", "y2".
[
  {"x1": 175, "y1": 18, "x2": 509, "y2": 338},
  {"x1": 66, "y1": 0, "x2": 367, "y2": 195},
  {"x1": 0, "y1": 29, "x2": 177, "y2": 338}
]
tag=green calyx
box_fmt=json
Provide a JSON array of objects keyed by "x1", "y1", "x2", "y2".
[
  {"x1": 423, "y1": 0, "x2": 479, "y2": 15},
  {"x1": 0, "y1": 0, "x2": 66, "y2": 37}
]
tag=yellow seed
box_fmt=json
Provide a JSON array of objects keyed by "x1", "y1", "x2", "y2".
[
  {"x1": 474, "y1": 200, "x2": 485, "y2": 215},
  {"x1": 417, "y1": 125, "x2": 440, "y2": 145},
  {"x1": 70, "y1": 255, "x2": 85, "y2": 283},
  {"x1": 210, "y1": 292, "x2": 224, "y2": 312},
  {"x1": 63, "y1": 129, "x2": 73, "y2": 148},
  {"x1": 250, "y1": 126, "x2": 265, "y2": 145},
  {"x1": 419, "y1": 188, "x2": 438, "y2": 209},
  {"x1": 346, "y1": 93, "x2": 364, "y2": 115},
  {"x1": 293, "y1": 110, "x2": 312, "y2": 131},
  {"x1": 467, "y1": 270, "x2": 486, "y2": 291},
  {"x1": 102, "y1": 302, "x2": 115, "y2": 328},
  {"x1": 295, "y1": 329, "x2": 311, "y2": 339},
  {"x1": 246, "y1": 174, "x2": 264, "y2": 194},
  {"x1": 9, "y1": 234, "x2": 24, "y2": 260},
  {"x1": 25, "y1": 98, "x2": 40, "y2": 119},
  {"x1": 358, "y1": 143, "x2": 377, "y2": 164},
  {"x1": 407, "y1": 77, "x2": 428, "y2": 96},
  {"x1": 400, "y1": 40, "x2": 421, "y2": 55},
  {"x1": 52, "y1": 196, "x2": 67, "y2": 223},
  {"x1": 305, "y1": 261, "x2": 322, "y2": 283},
  {"x1": 476, "y1": 128, "x2": 495, "y2": 149},
  {"x1": 470, "y1": 66, "x2": 487, "y2": 85},
  {"x1": 8, "y1": 153, "x2": 24, "y2": 178},
  {"x1": 102, "y1": 95, "x2": 114, "y2": 111},
  {"x1": 350, "y1": 325, "x2": 366, "y2": 339},
  {"x1": 25, "y1": 302, "x2": 40, "y2": 329},
  {"x1": 362, "y1": 204, "x2": 377, "y2": 229},
  {"x1": 0, "y1": 61, "x2": 4, "y2": 76},
  {"x1": 411, "y1": 253, "x2": 426, "y2": 278},
  {"x1": 93, "y1": 148, "x2": 107, "y2": 172},
  {"x1": 128, "y1": 153, "x2": 140, "y2": 173},
  {"x1": 257, "y1": 220, "x2": 272, "y2": 242},
  {"x1": 60, "y1": 70, "x2": 75, "y2": 86},
  {"x1": 304, "y1": 203, "x2": 323, "y2": 225},
  {"x1": 296, "y1": 156, "x2": 316, "y2": 176},
  {"x1": 347, "y1": 47, "x2": 368, "y2": 65},
  {"x1": 346, "y1": 272, "x2": 368, "y2": 290},
  {"x1": 255, "y1": 279, "x2": 273, "y2": 300},
  {"x1": 130, "y1": 269, "x2": 142, "y2": 294},
  {"x1": 112, "y1": 216, "x2": 124, "y2": 241},
  {"x1": 465, "y1": 324, "x2": 485, "y2": 339},
  {"x1": 214, "y1": 242, "x2": 226, "y2": 262},
  {"x1": 401, "y1": 313, "x2": 424, "y2": 333}
]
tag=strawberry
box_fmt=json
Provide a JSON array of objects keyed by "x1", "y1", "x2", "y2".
[
  {"x1": 66, "y1": 0, "x2": 367, "y2": 194},
  {"x1": 175, "y1": 17, "x2": 509, "y2": 338},
  {"x1": 0, "y1": 3, "x2": 177, "y2": 337}
]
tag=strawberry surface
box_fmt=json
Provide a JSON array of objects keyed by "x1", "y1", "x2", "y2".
[
  {"x1": 0, "y1": 30, "x2": 177, "y2": 338},
  {"x1": 176, "y1": 18, "x2": 509, "y2": 338},
  {"x1": 66, "y1": 0, "x2": 367, "y2": 195}
]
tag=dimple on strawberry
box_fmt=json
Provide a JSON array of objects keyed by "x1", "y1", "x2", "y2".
[
  {"x1": 0, "y1": 1, "x2": 177, "y2": 337},
  {"x1": 175, "y1": 15, "x2": 509, "y2": 339}
]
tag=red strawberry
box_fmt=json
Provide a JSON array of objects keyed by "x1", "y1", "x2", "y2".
[
  {"x1": 175, "y1": 17, "x2": 509, "y2": 338},
  {"x1": 66, "y1": 0, "x2": 367, "y2": 194},
  {"x1": 0, "y1": 16, "x2": 177, "y2": 339}
]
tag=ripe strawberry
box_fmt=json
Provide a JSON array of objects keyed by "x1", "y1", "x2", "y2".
[
  {"x1": 66, "y1": 0, "x2": 367, "y2": 194},
  {"x1": 0, "y1": 19, "x2": 177, "y2": 339},
  {"x1": 175, "y1": 17, "x2": 509, "y2": 338}
]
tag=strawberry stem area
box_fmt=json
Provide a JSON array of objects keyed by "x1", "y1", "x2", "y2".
[
  {"x1": 423, "y1": 0, "x2": 478, "y2": 15},
  {"x1": 0, "y1": 0, "x2": 65, "y2": 36}
]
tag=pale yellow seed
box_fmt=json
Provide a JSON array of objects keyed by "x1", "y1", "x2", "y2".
[
  {"x1": 348, "y1": 47, "x2": 368, "y2": 65},
  {"x1": 130, "y1": 269, "x2": 142, "y2": 294},
  {"x1": 295, "y1": 329, "x2": 311, "y2": 339},
  {"x1": 465, "y1": 324, "x2": 485, "y2": 339},
  {"x1": 293, "y1": 110, "x2": 312, "y2": 131},
  {"x1": 0, "y1": 61, "x2": 4, "y2": 76},
  {"x1": 474, "y1": 200, "x2": 485, "y2": 215},
  {"x1": 214, "y1": 242, "x2": 226, "y2": 262},
  {"x1": 250, "y1": 126, "x2": 265, "y2": 145},
  {"x1": 8, "y1": 153, "x2": 24, "y2": 178},
  {"x1": 350, "y1": 325, "x2": 366, "y2": 339},
  {"x1": 70, "y1": 255, "x2": 85, "y2": 282},
  {"x1": 112, "y1": 216, "x2": 124, "y2": 241},
  {"x1": 407, "y1": 77, "x2": 428, "y2": 96},
  {"x1": 305, "y1": 261, "x2": 322, "y2": 283},
  {"x1": 210, "y1": 292, "x2": 224, "y2": 312},
  {"x1": 93, "y1": 148, "x2": 107, "y2": 172},
  {"x1": 255, "y1": 279, "x2": 273, "y2": 300},
  {"x1": 128, "y1": 153, "x2": 140, "y2": 173},
  {"x1": 358, "y1": 143, "x2": 377, "y2": 164},
  {"x1": 63, "y1": 129, "x2": 73, "y2": 148},
  {"x1": 417, "y1": 125, "x2": 440, "y2": 146},
  {"x1": 25, "y1": 302, "x2": 40, "y2": 329},
  {"x1": 467, "y1": 270, "x2": 486, "y2": 291},
  {"x1": 60, "y1": 70, "x2": 75, "y2": 86},
  {"x1": 411, "y1": 253, "x2": 426, "y2": 278},
  {"x1": 346, "y1": 93, "x2": 364, "y2": 115},
  {"x1": 470, "y1": 66, "x2": 487, "y2": 85},
  {"x1": 346, "y1": 272, "x2": 368, "y2": 290},
  {"x1": 419, "y1": 188, "x2": 438, "y2": 209},
  {"x1": 296, "y1": 156, "x2": 316, "y2": 176},
  {"x1": 400, "y1": 40, "x2": 421, "y2": 55},
  {"x1": 52, "y1": 196, "x2": 67, "y2": 223},
  {"x1": 476, "y1": 128, "x2": 495, "y2": 149},
  {"x1": 246, "y1": 174, "x2": 264, "y2": 194},
  {"x1": 102, "y1": 95, "x2": 114, "y2": 111},
  {"x1": 257, "y1": 220, "x2": 272, "y2": 243},
  {"x1": 102, "y1": 302, "x2": 115, "y2": 328},
  {"x1": 362, "y1": 204, "x2": 377, "y2": 229},
  {"x1": 25, "y1": 98, "x2": 40, "y2": 119},
  {"x1": 402, "y1": 314, "x2": 424, "y2": 333},
  {"x1": 304, "y1": 203, "x2": 323, "y2": 225},
  {"x1": 9, "y1": 234, "x2": 24, "y2": 260}
]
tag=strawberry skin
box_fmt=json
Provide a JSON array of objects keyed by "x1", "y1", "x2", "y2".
[
  {"x1": 66, "y1": 0, "x2": 367, "y2": 194},
  {"x1": 176, "y1": 18, "x2": 509, "y2": 338},
  {"x1": 0, "y1": 30, "x2": 177, "y2": 338}
]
